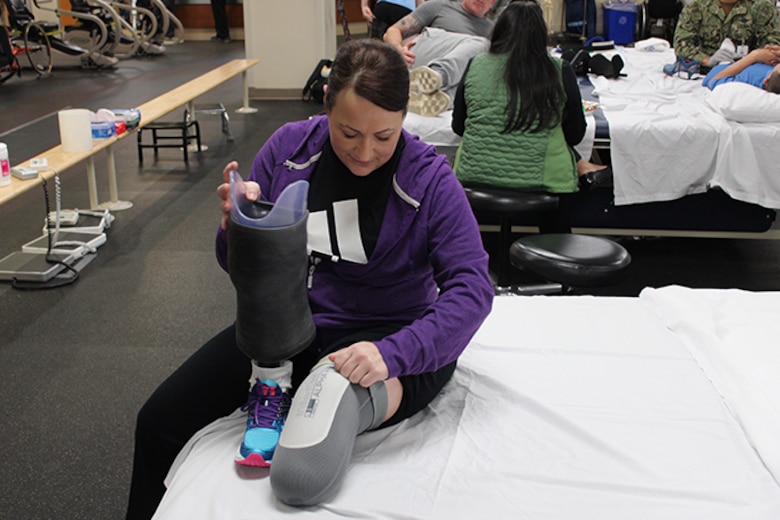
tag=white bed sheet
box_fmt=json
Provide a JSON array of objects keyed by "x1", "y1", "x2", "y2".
[
  {"x1": 641, "y1": 286, "x2": 780, "y2": 485},
  {"x1": 154, "y1": 289, "x2": 780, "y2": 519},
  {"x1": 405, "y1": 110, "x2": 461, "y2": 148},
  {"x1": 590, "y1": 48, "x2": 780, "y2": 208}
]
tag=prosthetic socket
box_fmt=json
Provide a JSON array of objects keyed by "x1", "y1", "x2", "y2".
[{"x1": 227, "y1": 173, "x2": 316, "y2": 364}]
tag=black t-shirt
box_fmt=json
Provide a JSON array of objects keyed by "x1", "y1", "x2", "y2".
[{"x1": 307, "y1": 135, "x2": 405, "y2": 263}]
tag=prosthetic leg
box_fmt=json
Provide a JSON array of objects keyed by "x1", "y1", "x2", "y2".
[
  {"x1": 270, "y1": 359, "x2": 388, "y2": 506},
  {"x1": 226, "y1": 175, "x2": 316, "y2": 363}
]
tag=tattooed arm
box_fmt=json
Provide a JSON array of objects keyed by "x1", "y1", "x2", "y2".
[{"x1": 384, "y1": 13, "x2": 425, "y2": 67}]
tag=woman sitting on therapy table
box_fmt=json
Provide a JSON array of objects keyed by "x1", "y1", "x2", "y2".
[{"x1": 125, "y1": 38, "x2": 493, "y2": 519}]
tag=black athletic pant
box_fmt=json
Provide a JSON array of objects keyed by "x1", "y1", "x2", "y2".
[
  {"x1": 125, "y1": 323, "x2": 455, "y2": 519},
  {"x1": 210, "y1": 0, "x2": 229, "y2": 39},
  {"x1": 370, "y1": 2, "x2": 412, "y2": 40},
  {"x1": 161, "y1": 0, "x2": 176, "y2": 37}
]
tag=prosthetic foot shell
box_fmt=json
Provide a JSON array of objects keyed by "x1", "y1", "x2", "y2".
[
  {"x1": 270, "y1": 361, "x2": 388, "y2": 506},
  {"x1": 227, "y1": 177, "x2": 315, "y2": 363}
]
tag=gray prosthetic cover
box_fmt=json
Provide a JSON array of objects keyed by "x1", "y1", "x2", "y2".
[
  {"x1": 270, "y1": 360, "x2": 388, "y2": 506},
  {"x1": 226, "y1": 177, "x2": 316, "y2": 364}
]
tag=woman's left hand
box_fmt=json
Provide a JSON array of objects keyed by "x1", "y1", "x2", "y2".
[{"x1": 329, "y1": 342, "x2": 389, "y2": 387}]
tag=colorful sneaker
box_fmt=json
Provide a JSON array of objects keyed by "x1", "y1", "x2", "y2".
[
  {"x1": 663, "y1": 56, "x2": 700, "y2": 80},
  {"x1": 409, "y1": 65, "x2": 443, "y2": 94},
  {"x1": 234, "y1": 379, "x2": 290, "y2": 467},
  {"x1": 409, "y1": 90, "x2": 451, "y2": 117}
]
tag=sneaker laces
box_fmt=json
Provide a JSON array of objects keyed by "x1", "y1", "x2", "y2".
[{"x1": 241, "y1": 379, "x2": 289, "y2": 429}]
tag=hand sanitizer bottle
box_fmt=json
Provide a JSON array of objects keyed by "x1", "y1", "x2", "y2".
[{"x1": 0, "y1": 143, "x2": 11, "y2": 187}]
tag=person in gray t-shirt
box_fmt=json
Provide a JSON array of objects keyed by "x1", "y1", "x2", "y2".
[{"x1": 385, "y1": 0, "x2": 497, "y2": 117}]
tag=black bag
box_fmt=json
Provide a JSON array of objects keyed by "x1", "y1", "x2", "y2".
[
  {"x1": 588, "y1": 54, "x2": 625, "y2": 79},
  {"x1": 562, "y1": 49, "x2": 625, "y2": 79},
  {"x1": 302, "y1": 58, "x2": 334, "y2": 104}
]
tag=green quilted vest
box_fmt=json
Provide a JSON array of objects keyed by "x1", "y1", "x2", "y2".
[{"x1": 454, "y1": 53, "x2": 577, "y2": 193}]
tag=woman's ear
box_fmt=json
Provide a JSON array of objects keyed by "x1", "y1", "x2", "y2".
[{"x1": 323, "y1": 84, "x2": 330, "y2": 111}]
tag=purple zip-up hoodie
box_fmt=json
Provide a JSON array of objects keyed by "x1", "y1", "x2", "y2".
[{"x1": 216, "y1": 115, "x2": 493, "y2": 379}]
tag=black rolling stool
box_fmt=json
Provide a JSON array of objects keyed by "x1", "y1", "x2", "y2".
[
  {"x1": 510, "y1": 234, "x2": 631, "y2": 294},
  {"x1": 464, "y1": 186, "x2": 559, "y2": 293},
  {"x1": 464, "y1": 185, "x2": 631, "y2": 294}
]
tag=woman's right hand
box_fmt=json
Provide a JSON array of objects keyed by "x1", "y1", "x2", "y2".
[{"x1": 217, "y1": 161, "x2": 261, "y2": 230}]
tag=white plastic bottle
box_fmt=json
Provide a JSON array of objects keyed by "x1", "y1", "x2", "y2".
[{"x1": 0, "y1": 143, "x2": 11, "y2": 187}]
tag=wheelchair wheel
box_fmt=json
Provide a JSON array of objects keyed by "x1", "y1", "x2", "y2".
[{"x1": 23, "y1": 23, "x2": 53, "y2": 77}]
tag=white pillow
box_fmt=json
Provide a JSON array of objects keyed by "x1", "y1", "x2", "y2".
[{"x1": 706, "y1": 82, "x2": 780, "y2": 123}]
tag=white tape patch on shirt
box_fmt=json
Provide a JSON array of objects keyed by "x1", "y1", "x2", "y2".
[
  {"x1": 333, "y1": 199, "x2": 368, "y2": 264},
  {"x1": 307, "y1": 210, "x2": 333, "y2": 257}
]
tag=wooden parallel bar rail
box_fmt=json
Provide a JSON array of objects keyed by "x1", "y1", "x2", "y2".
[{"x1": 0, "y1": 58, "x2": 258, "y2": 209}]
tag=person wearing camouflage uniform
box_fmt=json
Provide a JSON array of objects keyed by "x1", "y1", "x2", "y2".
[{"x1": 673, "y1": 0, "x2": 780, "y2": 69}]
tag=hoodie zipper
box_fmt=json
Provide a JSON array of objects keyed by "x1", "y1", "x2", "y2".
[
  {"x1": 284, "y1": 151, "x2": 322, "y2": 171},
  {"x1": 307, "y1": 256, "x2": 321, "y2": 289}
]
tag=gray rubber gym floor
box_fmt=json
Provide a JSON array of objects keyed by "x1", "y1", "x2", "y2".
[{"x1": 2, "y1": 37, "x2": 780, "y2": 520}]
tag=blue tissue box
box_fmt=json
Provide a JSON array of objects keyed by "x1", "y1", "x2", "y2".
[{"x1": 91, "y1": 121, "x2": 116, "y2": 139}]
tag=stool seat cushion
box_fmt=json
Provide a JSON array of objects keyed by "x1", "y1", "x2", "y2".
[
  {"x1": 463, "y1": 186, "x2": 559, "y2": 216},
  {"x1": 510, "y1": 234, "x2": 631, "y2": 287}
]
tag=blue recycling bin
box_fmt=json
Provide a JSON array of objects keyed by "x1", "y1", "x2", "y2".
[{"x1": 603, "y1": 1, "x2": 638, "y2": 45}]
